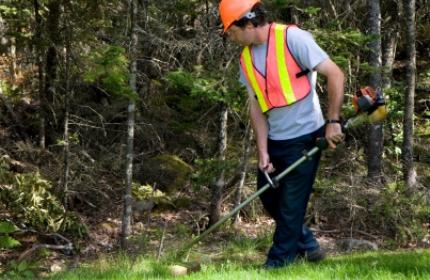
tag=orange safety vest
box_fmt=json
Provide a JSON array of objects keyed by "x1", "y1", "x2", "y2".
[{"x1": 240, "y1": 23, "x2": 312, "y2": 113}]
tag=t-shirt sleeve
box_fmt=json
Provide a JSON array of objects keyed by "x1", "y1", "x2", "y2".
[{"x1": 286, "y1": 27, "x2": 329, "y2": 70}]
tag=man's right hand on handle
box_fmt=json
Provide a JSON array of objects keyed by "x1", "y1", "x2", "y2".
[{"x1": 259, "y1": 152, "x2": 275, "y2": 173}]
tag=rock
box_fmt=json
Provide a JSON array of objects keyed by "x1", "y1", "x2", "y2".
[
  {"x1": 137, "y1": 154, "x2": 193, "y2": 194},
  {"x1": 134, "y1": 222, "x2": 145, "y2": 231},
  {"x1": 134, "y1": 200, "x2": 155, "y2": 212},
  {"x1": 100, "y1": 222, "x2": 117, "y2": 235},
  {"x1": 336, "y1": 238, "x2": 378, "y2": 252},
  {"x1": 418, "y1": 235, "x2": 430, "y2": 248},
  {"x1": 50, "y1": 262, "x2": 66, "y2": 273},
  {"x1": 184, "y1": 261, "x2": 201, "y2": 272},
  {"x1": 169, "y1": 265, "x2": 188, "y2": 277}
]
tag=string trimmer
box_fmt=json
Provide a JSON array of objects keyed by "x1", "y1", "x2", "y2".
[{"x1": 174, "y1": 86, "x2": 387, "y2": 260}]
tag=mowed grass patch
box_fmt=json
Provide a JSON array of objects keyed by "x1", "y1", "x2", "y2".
[{"x1": 49, "y1": 249, "x2": 430, "y2": 280}]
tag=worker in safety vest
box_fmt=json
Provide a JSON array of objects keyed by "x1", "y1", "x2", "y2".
[{"x1": 219, "y1": 0, "x2": 345, "y2": 268}]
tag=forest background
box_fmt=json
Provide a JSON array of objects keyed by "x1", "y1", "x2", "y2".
[{"x1": 0, "y1": 0, "x2": 429, "y2": 278}]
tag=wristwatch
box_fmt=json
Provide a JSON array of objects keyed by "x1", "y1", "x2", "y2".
[{"x1": 326, "y1": 119, "x2": 342, "y2": 124}]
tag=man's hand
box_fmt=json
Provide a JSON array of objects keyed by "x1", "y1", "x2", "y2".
[
  {"x1": 325, "y1": 123, "x2": 344, "y2": 149},
  {"x1": 259, "y1": 152, "x2": 275, "y2": 173}
]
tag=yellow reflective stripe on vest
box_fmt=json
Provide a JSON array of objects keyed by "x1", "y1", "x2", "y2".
[
  {"x1": 242, "y1": 47, "x2": 269, "y2": 112},
  {"x1": 274, "y1": 25, "x2": 296, "y2": 104}
]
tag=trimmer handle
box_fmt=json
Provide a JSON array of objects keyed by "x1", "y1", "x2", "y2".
[
  {"x1": 263, "y1": 171, "x2": 279, "y2": 188},
  {"x1": 317, "y1": 120, "x2": 348, "y2": 150},
  {"x1": 315, "y1": 137, "x2": 329, "y2": 150}
]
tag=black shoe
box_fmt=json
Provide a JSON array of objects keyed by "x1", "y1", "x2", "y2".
[
  {"x1": 262, "y1": 260, "x2": 288, "y2": 270},
  {"x1": 299, "y1": 248, "x2": 326, "y2": 262}
]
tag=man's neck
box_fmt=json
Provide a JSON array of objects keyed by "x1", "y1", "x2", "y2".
[{"x1": 253, "y1": 23, "x2": 270, "y2": 45}]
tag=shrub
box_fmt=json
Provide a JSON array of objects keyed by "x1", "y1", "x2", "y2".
[{"x1": 0, "y1": 156, "x2": 83, "y2": 233}]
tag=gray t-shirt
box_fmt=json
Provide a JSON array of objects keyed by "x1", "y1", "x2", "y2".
[{"x1": 240, "y1": 26, "x2": 328, "y2": 140}]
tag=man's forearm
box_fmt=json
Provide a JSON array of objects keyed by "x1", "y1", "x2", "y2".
[
  {"x1": 249, "y1": 97, "x2": 268, "y2": 157},
  {"x1": 326, "y1": 72, "x2": 345, "y2": 121},
  {"x1": 316, "y1": 59, "x2": 345, "y2": 121}
]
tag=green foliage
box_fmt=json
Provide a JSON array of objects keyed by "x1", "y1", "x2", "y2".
[
  {"x1": 418, "y1": 68, "x2": 430, "y2": 90},
  {"x1": 384, "y1": 85, "x2": 405, "y2": 120},
  {"x1": 296, "y1": 6, "x2": 321, "y2": 16},
  {"x1": 175, "y1": 223, "x2": 192, "y2": 238},
  {"x1": 0, "y1": 220, "x2": 18, "y2": 234},
  {"x1": 0, "y1": 236, "x2": 20, "y2": 249},
  {"x1": 372, "y1": 182, "x2": 430, "y2": 245},
  {"x1": 268, "y1": 0, "x2": 296, "y2": 7},
  {"x1": 0, "y1": 157, "x2": 83, "y2": 234},
  {"x1": 132, "y1": 183, "x2": 170, "y2": 205},
  {"x1": 314, "y1": 29, "x2": 371, "y2": 71},
  {"x1": 165, "y1": 67, "x2": 247, "y2": 112},
  {"x1": 1, "y1": 260, "x2": 37, "y2": 279},
  {"x1": 0, "y1": 220, "x2": 20, "y2": 249},
  {"x1": 191, "y1": 158, "x2": 238, "y2": 189},
  {"x1": 84, "y1": 45, "x2": 137, "y2": 100},
  {"x1": 0, "y1": 4, "x2": 18, "y2": 15},
  {"x1": 225, "y1": 232, "x2": 273, "y2": 257}
]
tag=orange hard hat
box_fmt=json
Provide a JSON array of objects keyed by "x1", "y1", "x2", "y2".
[{"x1": 219, "y1": 0, "x2": 261, "y2": 33}]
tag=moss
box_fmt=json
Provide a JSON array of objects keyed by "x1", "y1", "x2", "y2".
[{"x1": 140, "y1": 154, "x2": 193, "y2": 194}]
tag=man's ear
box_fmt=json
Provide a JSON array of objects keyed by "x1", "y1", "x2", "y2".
[{"x1": 245, "y1": 21, "x2": 255, "y2": 30}]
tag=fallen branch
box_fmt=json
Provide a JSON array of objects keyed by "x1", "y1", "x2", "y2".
[
  {"x1": 310, "y1": 227, "x2": 379, "y2": 240},
  {"x1": 18, "y1": 243, "x2": 73, "y2": 262},
  {"x1": 157, "y1": 220, "x2": 168, "y2": 261},
  {"x1": 310, "y1": 228, "x2": 340, "y2": 234},
  {"x1": 14, "y1": 229, "x2": 74, "y2": 261},
  {"x1": 355, "y1": 229, "x2": 379, "y2": 240}
]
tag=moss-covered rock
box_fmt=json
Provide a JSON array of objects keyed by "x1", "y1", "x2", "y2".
[{"x1": 137, "y1": 154, "x2": 193, "y2": 194}]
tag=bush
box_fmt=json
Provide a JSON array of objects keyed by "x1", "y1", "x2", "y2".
[
  {"x1": 0, "y1": 220, "x2": 20, "y2": 249},
  {"x1": 0, "y1": 156, "x2": 83, "y2": 233}
]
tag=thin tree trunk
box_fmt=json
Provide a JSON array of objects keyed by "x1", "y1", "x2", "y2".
[
  {"x1": 43, "y1": 0, "x2": 61, "y2": 144},
  {"x1": 62, "y1": 0, "x2": 72, "y2": 210},
  {"x1": 382, "y1": 0, "x2": 399, "y2": 90},
  {"x1": 402, "y1": 0, "x2": 417, "y2": 191},
  {"x1": 10, "y1": 36, "x2": 17, "y2": 83},
  {"x1": 121, "y1": 0, "x2": 138, "y2": 249},
  {"x1": 33, "y1": 0, "x2": 46, "y2": 149},
  {"x1": 366, "y1": 0, "x2": 384, "y2": 183},
  {"x1": 45, "y1": 0, "x2": 60, "y2": 102},
  {"x1": 382, "y1": 0, "x2": 399, "y2": 151},
  {"x1": 0, "y1": 12, "x2": 4, "y2": 39},
  {"x1": 233, "y1": 122, "x2": 253, "y2": 224},
  {"x1": 209, "y1": 104, "x2": 228, "y2": 226}
]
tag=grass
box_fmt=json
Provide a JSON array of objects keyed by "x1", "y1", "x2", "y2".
[{"x1": 49, "y1": 249, "x2": 430, "y2": 280}]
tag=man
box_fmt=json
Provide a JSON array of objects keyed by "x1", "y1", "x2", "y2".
[{"x1": 219, "y1": 0, "x2": 345, "y2": 268}]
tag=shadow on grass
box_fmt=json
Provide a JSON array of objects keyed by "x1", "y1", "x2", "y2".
[
  {"x1": 326, "y1": 251, "x2": 430, "y2": 277},
  {"x1": 263, "y1": 250, "x2": 430, "y2": 279},
  {"x1": 201, "y1": 250, "x2": 430, "y2": 279}
]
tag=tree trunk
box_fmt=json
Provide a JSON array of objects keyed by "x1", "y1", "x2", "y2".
[
  {"x1": 0, "y1": 12, "x2": 4, "y2": 40},
  {"x1": 382, "y1": 0, "x2": 399, "y2": 150},
  {"x1": 44, "y1": 0, "x2": 61, "y2": 145},
  {"x1": 233, "y1": 122, "x2": 253, "y2": 225},
  {"x1": 366, "y1": 0, "x2": 384, "y2": 183},
  {"x1": 402, "y1": 0, "x2": 417, "y2": 191},
  {"x1": 209, "y1": 103, "x2": 228, "y2": 226},
  {"x1": 33, "y1": 0, "x2": 46, "y2": 148},
  {"x1": 45, "y1": 0, "x2": 60, "y2": 102},
  {"x1": 10, "y1": 36, "x2": 17, "y2": 83},
  {"x1": 62, "y1": 0, "x2": 72, "y2": 210},
  {"x1": 382, "y1": 0, "x2": 399, "y2": 89},
  {"x1": 121, "y1": 0, "x2": 138, "y2": 249}
]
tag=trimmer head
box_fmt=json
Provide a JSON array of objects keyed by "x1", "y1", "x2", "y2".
[{"x1": 349, "y1": 86, "x2": 388, "y2": 128}]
